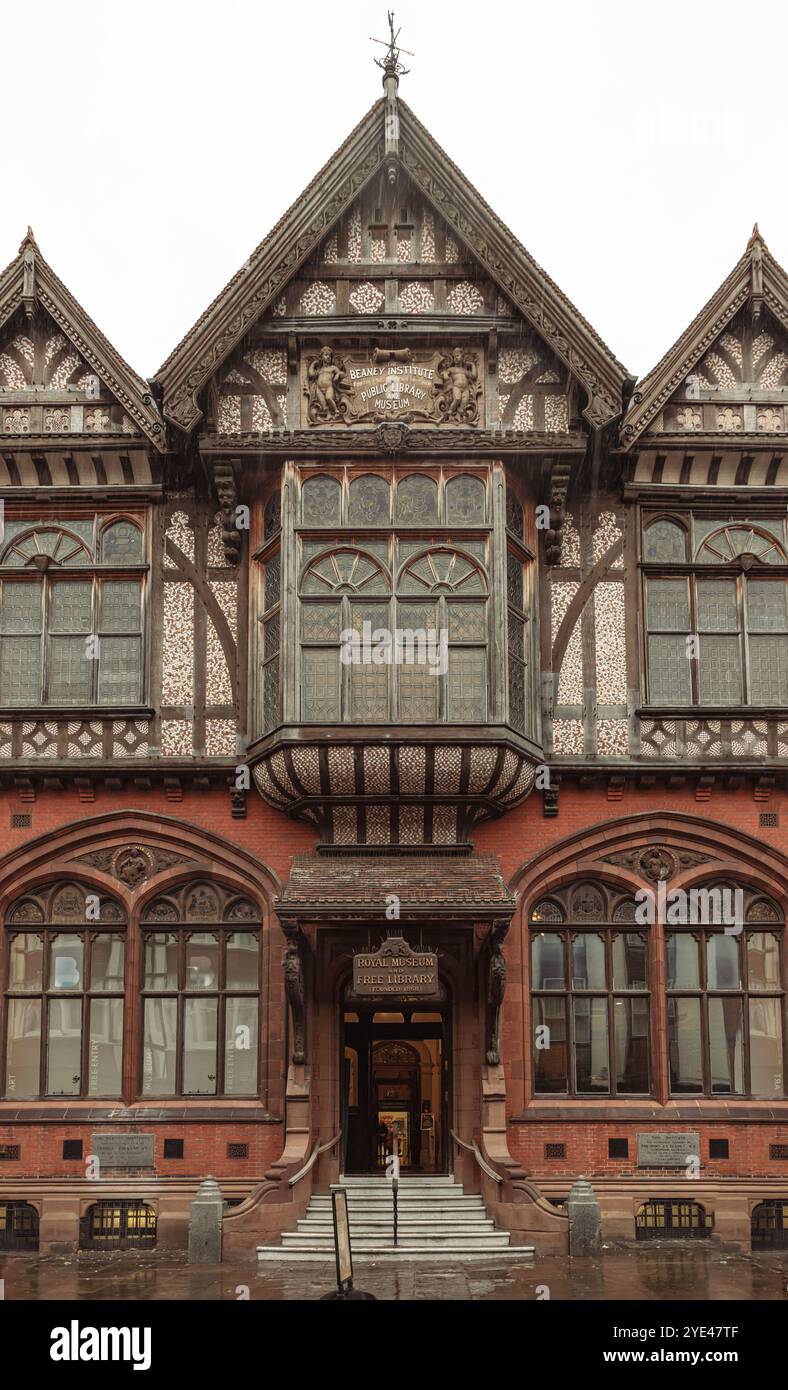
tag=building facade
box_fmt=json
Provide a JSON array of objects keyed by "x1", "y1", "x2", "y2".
[{"x1": 0, "y1": 55, "x2": 786, "y2": 1258}]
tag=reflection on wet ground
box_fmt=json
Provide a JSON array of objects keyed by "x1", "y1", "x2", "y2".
[{"x1": 2, "y1": 1245, "x2": 788, "y2": 1301}]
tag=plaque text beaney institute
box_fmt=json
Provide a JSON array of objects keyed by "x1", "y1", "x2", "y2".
[
  {"x1": 91, "y1": 1134, "x2": 155, "y2": 1168},
  {"x1": 636, "y1": 1132, "x2": 701, "y2": 1167}
]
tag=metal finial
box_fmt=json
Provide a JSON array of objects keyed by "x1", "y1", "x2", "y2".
[{"x1": 370, "y1": 10, "x2": 413, "y2": 79}]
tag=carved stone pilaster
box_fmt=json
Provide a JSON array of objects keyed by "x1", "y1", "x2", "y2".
[
  {"x1": 485, "y1": 919, "x2": 509, "y2": 1066},
  {"x1": 281, "y1": 923, "x2": 307, "y2": 1065}
]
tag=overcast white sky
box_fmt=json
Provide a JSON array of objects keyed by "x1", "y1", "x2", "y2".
[{"x1": 2, "y1": 0, "x2": 784, "y2": 382}]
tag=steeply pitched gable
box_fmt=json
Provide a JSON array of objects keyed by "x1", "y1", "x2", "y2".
[
  {"x1": 156, "y1": 92, "x2": 630, "y2": 432},
  {"x1": 623, "y1": 227, "x2": 788, "y2": 445},
  {"x1": 0, "y1": 231, "x2": 164, "y2": 449}
]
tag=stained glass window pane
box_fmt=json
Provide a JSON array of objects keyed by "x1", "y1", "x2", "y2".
[
  {"x1": 448, "y1": 602, "x2": 486, "y2": 642},
  {"x1": 698, "y1": 635, "x2": 742, "y2": 703},
  {"x1": 302, "y1": 648, "x2": 340, "y2": 720},
  {"x1": 748, "y1": 998, "x2": 783, "y2": 1097},
  {"x1": 507, "y1": 552, "x2": 523, "y2": 609},
  {"x1": 46, "y1": 998, "x2": 82, "y2": 1095},
  {"x1": 142, "y1": 997, "x2": 177, "y2": 1094},
  {"x1": 697, "y1": 579, "x2": 738, "y2": 631},
  {"x1": 99, "y1": 581, "x2": 140, "y2": 632},
  {"x1": 531, "y1": 934, "x2": 565, "y2": 989},
  {"x1": 445, "y1": 475, "x2": 485, "y2": 524},
  {"x1": 100, "y1": 520, "x2": 143, "y2": 564},
  {"x1": 48, "y1": 635, "x2": 93, "y2": 702},
  {"x1": 348, "y1": 474, "x2": 389, "y2": 526},
  {"x1": 646, "y1": 578, "x2": 690, "y2": 630},
  {"x1": 264, "y1": 553, "x2": 281, "y2": 609},
  {"x1": 667, "y1": 997, "x2": 703, "y2": 1092},
  {"x1": 748, "y1": 635, "x2": 788, "y2": 704},
  {"x1": 396, "y1": 474, "x2": 438, "y2": 524},
  {"x1": 614, "y1": 997, "x2": 650, "y2": 1092},
  {"x1": 0, "y1": 582, "x2": 43, "y2": 632},
  {"x1": 50, "y1": 581, "x2": 92, "y2": 633},
  {"x1": 183, "y1": 997, "x2": 218, "y2": 1094},
  {"x1": 0, "y1": 636, "x2": 41, "y2": 703},
  {"x1": 447, "y1": 648, "x2": 486, "y2": 721},
  {"x1": 648, "y1": 635, "x2": 692, "y2": 704},
  {"x1": 87, "y1": 999, "x2": 124, "y2": 1095},
  {"x1": 264, "y1": 612, "x2": 280, "y2": 657},
  {"x1": 533, "y1": 995, "x2": 567, "y2": 1092},
  {"x1": 643, "y1": 519, "x2": 686, "y2": 562},
  {"x1": 4, "y1": 998, "x2": 41, "y2": 1098},
  {"x1": 573, "y1": 997, "x2": 609, "y2": 1092},
  {"x1": 302, "y1": 475, "x2": 341, "y2": 526},
  {"x1": 301, "y1": 602, "x2": 340, "y2": 641},
  {"x1": 98, "y1": 636, "x2": 141, "y2": 704},
  {"x1": 224, "y1": 997, "x2": 259, "y2": 1094},
  {"x1": 708, "y1": 997, "x2": 744, "y2": 1094}
]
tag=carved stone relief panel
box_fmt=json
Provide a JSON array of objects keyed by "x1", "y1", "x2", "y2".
[{"x1": 301, "y1": 345, "x2": 484, "y2": 427}]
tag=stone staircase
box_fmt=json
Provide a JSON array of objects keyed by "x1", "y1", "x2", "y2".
[{"x1": 256, "y1": 1174, "x2": 535, "y2": 1262}]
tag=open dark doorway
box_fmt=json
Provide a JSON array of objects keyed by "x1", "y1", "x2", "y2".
[{"x1": 341, "y1": 1002, "x2": 450, "y2": 1174}]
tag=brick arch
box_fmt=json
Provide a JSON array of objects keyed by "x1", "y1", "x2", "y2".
[
  {"x1": 0, "y1": 810, "x2": 282, "y2": 918},
  {"x1": 508, "y1": 810, "x2": 788, "y2": 919}
]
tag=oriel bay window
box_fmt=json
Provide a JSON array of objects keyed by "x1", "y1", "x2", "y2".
[
  {"x1": 141, "y1": 882, "x2": 261, "y2": 1097},
  {"x1": 530, "y1": 883, "x2": 650, "y2": 1095},
  {"x1": 666, "y1": 888, "x2": 784, "y2": 1097},
  {"x1": 3, "y1": 882, "x2": 126, "y2": 1098},
  {"x1": 642, "y1": 514, "x2": 788, "y2": 706},
  {"x1": 0, "y1": 514, "x2": 146, "y2": 707}
]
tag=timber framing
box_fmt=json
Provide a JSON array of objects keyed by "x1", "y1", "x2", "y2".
[
  {"x1": 0, "y1": 231, "x2": 165, "y2": 449},
  {"x1": 155, "y1": 100, "x2": 631, "y2": 433}
]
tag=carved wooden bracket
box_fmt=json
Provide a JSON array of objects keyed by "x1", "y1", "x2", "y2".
[
  {"x1": 282, "y1": 922, "x2": 307, "y2": 1065},
  {"x1": 485, "y1": 919, "x2": 509, "y2": 1066},
  {"x1": 542, "y1": 773, "x2": 560, "y2": 818},
  {"x1": 212, "y1": 461, "x2": 240, "y2": 566},
  {"x1": 542, "y1": 457, "x2": 573, "y2": 565}
]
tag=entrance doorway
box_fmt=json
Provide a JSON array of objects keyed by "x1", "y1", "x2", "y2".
[{"x1": 341, "y1": 1004, "x2": 450, "y2": 1174}]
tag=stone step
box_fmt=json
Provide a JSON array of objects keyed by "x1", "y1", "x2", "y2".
[
  {"x1": 257, "y1": 1244, "x2": 536, "y2": 1263},
  {"x1": 280, "y1": 1232, "x2": 512, "y2": 1249},
  {"x1": 298, "y1": 1214, "x2": 494, "y2": 1227}
]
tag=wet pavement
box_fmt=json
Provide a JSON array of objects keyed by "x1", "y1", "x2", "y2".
[{"x1": 2, "y1": 1245, "x2": 788, "y2": 1300}]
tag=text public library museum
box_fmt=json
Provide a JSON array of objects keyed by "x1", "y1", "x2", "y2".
[{"x1": 0, "y1": 20, "x2": 786, "y2": 1271}]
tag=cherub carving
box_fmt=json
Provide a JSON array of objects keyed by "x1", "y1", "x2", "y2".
[
  {"x1": 433, "y1": 347, "x2": 481, "y2": 425},
  {"x1": 306, "y1": 346, "x2": 353, "y2": 424}
]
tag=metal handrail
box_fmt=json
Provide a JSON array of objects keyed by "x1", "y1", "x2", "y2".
[
  {"x1": 288, "y1": 1132, "x2": 342, "y2": 1188},
  {"x1": 451, "y1": 1130, "x2": 502, "y2": 1185}
]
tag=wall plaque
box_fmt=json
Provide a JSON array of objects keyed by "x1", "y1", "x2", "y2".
[
  {"x1": 91, "y1": 1133, "x2": 155, "y2": 1168},
  {"x1": 302, "y1": 345, "x2": 483, "y2": 427},
  {"x1": 636, "y1": 1131, "x2": 700, "y2": 1168},
  {"x1": 352, "y1": 937, "x2": 439, "y2": 997}
]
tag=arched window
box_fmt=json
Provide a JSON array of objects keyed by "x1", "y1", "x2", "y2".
[
  {"x1": 81, "y1": 1201, "x2": 156, "y2": 1250},
  {"x1": 397, "y1": 547, "x2": 489, "y2": 722},
  {"x1": 641, "y1": 512, "x2": 787, "y2": 706},
  {"x1": 751, "y1": 1200, "x2": 788, "y2": 1249},
  {"x1": 665, "y1": 885, "x2": 784, "y2": 1097},
  {"x1": 141, "y1": 882, "x2": 261, "y2": 1098},
  {"x1": 302, "y1": 475, "x2": 341, "y2": 527},
  {"x1": 529, "y1": 882, "x2": 649, "y2": 1096},
  {"x1": 0, "y1": 1201, "x2": 39, "y2": 1251},
  {"x1": 348, "y1": 474, "x2": 390, "y2": 526},
  {"x1": 636, "y1": 1199, "x2": 712, "y2": 1240},
  {"x1": 0, "y1": 513, "x2": 146, "y2": 707},
  {"x1": 396, "y1": 474, "x2": 438, "y2": 525},
  {"x1": 3, "y1": 882, "x2": 126, "y2": 1099},
  {"x1": 299, "y1": 547, "x2": 393, "y2": 722},
  {"x1": 445, "y1": 474, "x2": 486, "y2": 525}
]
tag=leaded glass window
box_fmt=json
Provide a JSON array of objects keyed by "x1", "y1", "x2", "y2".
[
  {"x1": 0, "y1": 515, "x2": 145, "y2": 706},
  {"x1": 3, "y1": 882, "x2": 126, "y2": 1099},
  {"x1": 260, "y1": 543, "x2": 281, "y2": 733},
  {"x1": 665, "y1": 887, "x2": 784, "y2": 1098},
  {"x1": 642, "y1": 513, "x2": 788, "y2": 706},
  {"x1": 141, "y1": 882, "x2": 261, "y2": 1097},
  {"x1": 529, "y1": 883, "x2": 650, "y2": 1096}
]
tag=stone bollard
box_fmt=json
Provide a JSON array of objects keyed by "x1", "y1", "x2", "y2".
[
  {"x1": 566, "y1": 1176, "x2": 602, "y2": 1256},
  {"x1": 188, "y1": 1176, "x2": 224, "y2": 1264}
]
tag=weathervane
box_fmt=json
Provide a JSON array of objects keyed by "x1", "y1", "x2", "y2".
[{"x1": 371, "y1": 10, "x2": 413, "y2": 78}]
